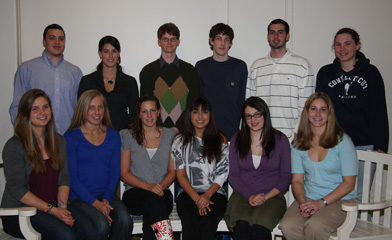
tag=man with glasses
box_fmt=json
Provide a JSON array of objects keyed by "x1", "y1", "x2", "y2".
[
  {"x1": 140, "y1": 22, "x2": 199, "y2": 131},
  {"x1": 246, "y1": 19, "x2": 315, "y2": 141}
]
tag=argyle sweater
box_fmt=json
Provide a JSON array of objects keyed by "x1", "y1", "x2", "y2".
[{"x1": 140, "y1": 58, "x2": 199, "y2": 129}]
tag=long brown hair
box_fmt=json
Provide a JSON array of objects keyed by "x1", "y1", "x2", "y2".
[
  {"x1": 235, "y1": 97, "x2": 277, "y2": 160},
  {"x1": 129, "y1": 95, "x2": 163, "y2": 145},
  {"x1": 14, "y1": 89, "x2": 62, "y2": 173},
  {"x1": 68, "y1": 89, "x2": 112, "y2": 130},
  {"x1": 293, "y1": 92, "x2": 344, "y2": 150}
]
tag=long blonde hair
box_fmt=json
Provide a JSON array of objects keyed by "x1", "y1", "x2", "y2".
[
  {"x1": 14, "y1": 89, "x2": 62, "y2": 173},
  {"x1": 68, "y1": 89, "x2": 112, "y2": 130},
  {"x1": 293, "y1": 92, "x2": 344, "y2": 150}
]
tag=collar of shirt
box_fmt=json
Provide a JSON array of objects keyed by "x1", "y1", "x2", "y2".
[
  {"x1": 42, "y1": 51, "x2": 64, "y2": 68},
  {"x1": 159, "y1": 55, "x2": 180, "y2": 68}
]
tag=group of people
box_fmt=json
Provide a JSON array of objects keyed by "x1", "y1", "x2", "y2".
[{"x1": 1, "y1": 17, "x2": 388, "y2": 240}]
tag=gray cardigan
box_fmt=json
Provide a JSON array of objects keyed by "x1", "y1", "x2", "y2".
[
  {"x1": 120, "y1": 127, "x2": 176, "y2": 192},
  {"x1": 1, "y1": 134, "x2": 70, "y2": 208}
]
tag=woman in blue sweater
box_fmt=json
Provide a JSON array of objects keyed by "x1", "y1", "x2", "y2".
[{"x1": 64, "y1": 89, "x2": 132, "y2": 240}]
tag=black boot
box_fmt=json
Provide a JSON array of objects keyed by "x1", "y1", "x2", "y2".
[
  {"x1": 233, "y1": 220, "x2": 251, "y2": 240},
  {"x1": 251, "y1": 224, "x2": 271, "y2": 240}
]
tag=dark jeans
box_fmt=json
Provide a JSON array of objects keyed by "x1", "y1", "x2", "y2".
[
  {"x1": 122, "y1": 187, "x2": 173, "y2": 240},
  {"x1": 3, "y1": 210, "x2": 77, "y2": 240},
  {"x1": 177, "y1": 192, "x2": 227, "y2": 240},
  {"x1": 68, "y1": 195, "x2": 133, "y2": 240}
]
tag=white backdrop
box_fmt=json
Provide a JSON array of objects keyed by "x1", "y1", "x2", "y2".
[{"x1": 0, "y1": 0, "x2": 391, "y2": 154}]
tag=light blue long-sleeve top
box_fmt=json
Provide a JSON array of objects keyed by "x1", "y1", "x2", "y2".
[{"x1": 9, "y1": 51, "x2": 82, "y2": 134}]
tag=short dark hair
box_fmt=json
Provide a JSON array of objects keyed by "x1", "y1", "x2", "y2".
[
  {"x1": 43, "y1": 24, "x2": 65, "y2": 39},
  {"x1": 267, "y1": 19, "x2": 290, "y2": 34},
  {"x1": 209, "y1": 23, "x2": 234, "y2": 50},
  {"x1": 96, "y1": 35, "x2": 122, "y2": 71},
  {"x1": 157, "y1": 23, "x2": 180, "y2": 39},
  {"x1": 334, "y1": 28, "x2": 360, "y2": 44}
]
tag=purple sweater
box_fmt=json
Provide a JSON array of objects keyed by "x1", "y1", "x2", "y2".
[{"x1": 229, "y1": 131, "x2": 291, "y2": 199}]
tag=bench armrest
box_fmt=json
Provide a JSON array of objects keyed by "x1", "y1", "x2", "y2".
[{"x1": 0, "y1": 207, "x2": 41, "y2": 240}]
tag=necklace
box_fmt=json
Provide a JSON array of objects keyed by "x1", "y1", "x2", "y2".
[{"x1": 107, "y1": 80, "x2": 113, "y2": 85}]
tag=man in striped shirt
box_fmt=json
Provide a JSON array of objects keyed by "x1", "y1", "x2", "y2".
[{"x1": 246, "y1": 19, "x2": 315, "y2": 141}]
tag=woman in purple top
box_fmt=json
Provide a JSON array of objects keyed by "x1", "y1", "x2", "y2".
[{"x1": 224, "y1": 97, "x2": 291, "y2": 240}]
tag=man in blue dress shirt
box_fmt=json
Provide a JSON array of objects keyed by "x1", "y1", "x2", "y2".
[{"x1": 9, "y1": 24, "x2": 82, "y2": 134}]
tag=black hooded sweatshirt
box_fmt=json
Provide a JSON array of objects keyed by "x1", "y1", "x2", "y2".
[{"x1": 316, "y1": 51, "x2": 389, "y2": 152}]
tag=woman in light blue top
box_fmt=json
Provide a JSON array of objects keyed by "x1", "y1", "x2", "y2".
[{"x1": 280, "y1": 92, "x2": 357, "y2": 240}]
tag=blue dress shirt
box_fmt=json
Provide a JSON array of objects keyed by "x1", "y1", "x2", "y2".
[{"x1": 9, "y1": 51, "x2": 82, "y2": 134}]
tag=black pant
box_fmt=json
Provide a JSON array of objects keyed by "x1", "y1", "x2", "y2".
[
  {"x1": 122, "y1": 187, "x2": 173, "y2": 240},
  {"x1": 177, "y1": 192, "x2": 227, "y2": 240}
]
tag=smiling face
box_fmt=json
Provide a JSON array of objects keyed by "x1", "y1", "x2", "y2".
[
  {"x1": 98, "y1": 43, "x2": 120, "y2": 68},
  {"x1": 334, "y1": 33, "x2": 361, "y2": 65},
  {"x1": 244, "y1": 106, "x2": 265, "y2": 133},
  {"x1": 158, "y1": 33, "x2": 180, "y2": 55},
  {"x1": 191, "y1": 105, "x2": 210, "y2": 134},
  {"x1": 267, "y1": 23, "x2": 290, "y2": 50},
  {"x1": 85, "y1": 96, "x2": 105, "y2": 126},
  {"x1": 43, "y1": 29, "x2": 65, "y2": 59},
  {"x1": 210, "y1": 33, "x2": 232, "y2": 59},
  {"x1": 30, "y1": 96, "x2": 52, "y2": 129},
  {"x1": 139, "y1": 100, "x2": 160, "y2": 128},
  {"x1": 308, "y1": 98, "x2": 329, "y2": 130}
]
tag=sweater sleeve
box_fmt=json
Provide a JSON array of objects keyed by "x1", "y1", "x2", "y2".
[
  {"x1": 315, "y1": 67, "x2": 327, "y2": 93},
  {"x1": 103, "y1": 130, "x2": 121, "y2": 203},
  {"x1": 367, "y1": 67, "x2": 389, "y2": 152},
  {"x1": 57, "y1": 134, "x2": 70, "y2": 187},
  {"x1": 2, "y1": 137, "x2": 30, "y2": 201},
  {"x1": 139, "y1": 62, "x2": 155, "y2": 96},
  {"x1": 272, "y1": 134, "x2": 292, "y2": 193},
  {"x1": 77, "y1": 75, "x2": 90, "y2": 99},
  {"x1": 238, "y1": 62, "x2": 248, "y2": 113},
  {"x1": 228, "y1": 135, "x2": 253, "y2": 199},
  {"x1": 128, "y1": 76, "x2": 139, "y2": 125}
]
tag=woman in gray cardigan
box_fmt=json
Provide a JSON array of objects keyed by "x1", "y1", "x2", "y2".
[
  {"x1": 120, "y1": 95, "x2": 176, "y2": 240},
  {"x1": 1, "y1": 89, "x2": 76, "y2": 240}
]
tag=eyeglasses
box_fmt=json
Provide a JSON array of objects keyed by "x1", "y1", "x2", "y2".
[
  {"x1": 244, "y1": 112, "x2": 262, "y2": 120},
  {"x1": 161, "y1": 37, "x2": 178, "y2": 43}
]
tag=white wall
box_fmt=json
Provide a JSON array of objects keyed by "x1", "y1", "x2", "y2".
[{"x1": 0, "y1": 0, "x2": 391, "y2": 154}]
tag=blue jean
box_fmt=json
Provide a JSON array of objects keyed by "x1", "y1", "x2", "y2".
[
  {"x1": 355, "y1": 145, "x2": 375, "y2": 203},
  {"x1": 3, "y1": 210, "x2": 76, "y2": 240},
  {"x1": 68, "y1": 195, "x2": 133, "y2": 240}
]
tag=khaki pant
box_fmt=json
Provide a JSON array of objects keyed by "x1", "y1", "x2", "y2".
[{"x1": 280, "y1": 197, "x2": 356, "y2": 240}]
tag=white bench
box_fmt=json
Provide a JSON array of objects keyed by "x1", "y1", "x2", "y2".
[
  {"x1": 0, "y1": 163, "x2": 41, "y2": 240},
  {"x1": 121, "y1": 178, "x2": 294, "y2": 239},
  {"x1": 329, "y1": 150, "x2": 392, "y2": 240},
  {"x1": 123, "y1": 150, "x2": 392, "y2": 240}
]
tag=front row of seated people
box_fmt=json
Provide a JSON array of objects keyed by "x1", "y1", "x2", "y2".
[{"x1": 1, "y1": 89, "x2": 357, "y2": 240}]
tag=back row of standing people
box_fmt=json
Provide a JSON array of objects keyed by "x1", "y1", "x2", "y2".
[{"x1": 4, "y1": 18, "x2": 389, "y2": 240}]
